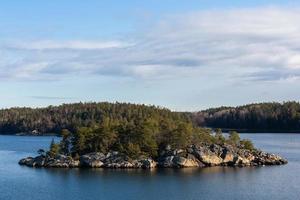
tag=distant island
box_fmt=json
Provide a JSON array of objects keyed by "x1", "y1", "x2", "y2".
[
  {"x1": 192, "y1": 101, "x2": 300, "y2": 133},
  {"x1": 18, "y1": 102, "x2": 287, "y2": 169},
  {"x1": 1, "y1": 101, "x2": 300, "y2": 135}
]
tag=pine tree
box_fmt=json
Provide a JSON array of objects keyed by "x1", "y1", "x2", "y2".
[{"x1": 48, "y1": 138, "x2": 60, "y2": 158}]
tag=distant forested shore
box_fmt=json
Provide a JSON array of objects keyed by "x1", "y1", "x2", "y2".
[
  {"x1": 192, "y1": 101, "x2": 300, "y2": 133},
  {"x1": 13, "y1": 101, "x2": 288, "y2": 169},
  {"x1": 0, "y1": 102, "x2": 191, "y2": 135},
  {"x1": 0, "y1": 101, "x2": 300, "y2": 135}
]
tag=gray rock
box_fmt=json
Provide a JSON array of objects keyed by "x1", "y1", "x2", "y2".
[
  {"x1": 172, "y1": 156, "x2": 200, "y2": 167},
  {"x1": 158, "y1": 156, "x2": 175, "y2": 167},
  {"x1": 32, "y1": 156, "x2": 46, "y2": 167},
  {"x1": 141, "y1": 158, "x2": 157, "y2": 169},
  {"x1": 192, "y1": 146, "x2": 223, "y2": 166},
  {"x1": 19, "y1": 157, "x2": 34, "y2": 166},
  {"x1": 18, "y1": 144, "x2": 288, "y2": 169},
  {"x1": 80, "y1": 153, "x2": 105, "y2": 168}
]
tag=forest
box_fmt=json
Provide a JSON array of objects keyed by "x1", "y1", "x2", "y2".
[
  {"x1": 193, "y1": 101, "x2": 300, "y2": 132},
  {"x1": 0, "y1": 102, "x2": 190, "y2": 134},
  {"x1": 0, "y1": 102, "x2": 258, "y2": 158},
  {"x1": 19, "y1": 102, "x2": 239, "y2": 158},
  {"x1": 1, "y1": 101, "x2": 300, "y2": 134}
]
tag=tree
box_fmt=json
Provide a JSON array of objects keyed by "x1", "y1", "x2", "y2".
[
  {"x1": 71, "y1": 127, "x2": 91, "y2": 155},
  {"x1": 215, "y1": 128, "x2": 225, "y2": 144},
  {"x1": 169, "y1": 122, "x2": 193, "y2": 148},
  {"x1": 60, "y1": 129, "x2": 71, "y2": 155},
  {"x1": 228, "y1": 131, "x2": 240, "y2": 146},
  {"x1": 92, "y1": 118, "x2": 117, "y2": 153},
  {"x1": 240, "y1": 139, "x2": 255, "y2": 151},
  {"x1": 124, "y1": 142, "x2": 142, "y2": 159},
  {"x1": 48, "y1": 138, "x2": 60, "y2": 158},
  {"x1": 137, "y1": 119, "x2": 158, "y2": 157}
]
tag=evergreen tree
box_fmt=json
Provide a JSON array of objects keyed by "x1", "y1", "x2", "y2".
[
  {"x1": 48, "y1": 138, "x2": 60, "y2": 158},
  {"x1": 59, "y1": 129, "x2": 71, "y2": 155},
  {"x1": 228, "y1": 131, "x2": 240, "y2": 146}
]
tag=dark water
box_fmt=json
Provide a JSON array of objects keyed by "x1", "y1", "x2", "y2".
[{"x1": 0, "y1": 134, "x2": 300, "y2": 200}]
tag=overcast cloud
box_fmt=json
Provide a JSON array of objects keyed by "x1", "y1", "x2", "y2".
[{"x1": 1, "y1": 7, "x2": 300, "y2": 83}]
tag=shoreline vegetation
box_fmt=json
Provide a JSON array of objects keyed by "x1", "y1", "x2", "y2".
[
  {"x1": 0, "y1": 102, "x2": 299, "y2": 135},
  {"x1": 19, "y1": 130, "x2": 287, "y2": 169},
  {"x1": 193, "y1": 101, "x2": 300, "y2": 133},
  {"x1": 17, "y1": 102, "x2": 288, "y2": 169}
]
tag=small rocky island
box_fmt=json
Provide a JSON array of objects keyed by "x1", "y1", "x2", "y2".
[
  {"x1": 18, "y1": 103, "x2": 287, "y2": 169},
  {"x1": 19, "y1": 131, "x2": 287, "y2": 169},
  {"x1": 19, "y1": 143, "x2": 287, "y2": 169}
]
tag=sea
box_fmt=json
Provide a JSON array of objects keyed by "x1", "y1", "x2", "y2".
[{"x1": 0, "y1": 133, "x2": 299, "y2": 200}]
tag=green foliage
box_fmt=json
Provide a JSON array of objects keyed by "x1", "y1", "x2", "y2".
[
  {"x1": 59, "y1": 106, "x2": 229, "y2": 158},
  {"x1": 193, "y1": 101, "x2": 300, "y2": 132},
  {"x1": 59, "y1": 129, "x2": 71, "y2": 155},
  {"x1": 8, "y1": 101, "x2": 255, "y2": 159},
  {"x1": 228, "y1": 131, "x2": 240, "y2": 146},
  {"x1": 214, "y1": 128, "x2": 226, "y2": 144},
  {"x1": 71, "y1": 127, "x2": 93, "y2": 155},
  {"x1": 65, "y1": 117, "x2": 229, "y2": 159},
  {"x1": 124, "y1": 142, "x2": 142, "y2": 159},
  {"x1": 2, "y1": 101, "x2": 300, "y2": 135},
  {"x1": 240, "y1": 139, "x2": 255, "y2": 151},
  {"x1": 169, "y1": 122, "x2": 193, "y2": 148},
  {"x1": 0, "y1": 102, "x2": 191, "y2": 134},
  {"x1": 48, "y1": 139, "x2": 60, "y2": 158},
  {"x1": 91, "y1": 118, "x2": 117, "y2": 153}
]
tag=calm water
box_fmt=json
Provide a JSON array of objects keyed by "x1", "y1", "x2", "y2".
[{"x1": 0, "y1": 134, "x2": 300, "y2": 200}]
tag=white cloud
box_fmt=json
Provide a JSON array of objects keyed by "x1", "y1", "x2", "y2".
[
  {"x1": 1, "y1": 6, "x2": 300, "y2": 82},
  {"x1": 287, "y1": 55, "x2": 300, "y2": 69},
  {"x1": 9, "y1": 40, "x2": 129, "y2": 50}
]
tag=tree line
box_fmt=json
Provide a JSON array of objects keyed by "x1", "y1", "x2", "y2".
[
  {"x1": 192, "y1": 101, "x2": 300, "y2": 132},
  {"x1": 0, "y1": 102, "x2": 190, "y2": 134},
  {"x1": 0, "y1": 101, "x2": 257, "y2": 158},
  {"x1": 15, "y1": 102, "x2": 248, "y2": 158},
  {"x1": 1, "y1": 101, "x2": 300, "y2": 134},
  {"x1": 47, "y1": 124, "x2": 253, "y2": 159}
]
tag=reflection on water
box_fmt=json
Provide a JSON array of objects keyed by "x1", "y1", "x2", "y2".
[
  {"x1": 30, "y1": 164, "x2": 265, "y2": 179},
  {"x1": 0, "y1": 134, "x2": 300, "y2": 200}
]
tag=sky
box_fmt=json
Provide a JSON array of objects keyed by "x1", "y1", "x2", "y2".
[{"x1": 1, "y1": 0, "x2": 300, "y2": 111}]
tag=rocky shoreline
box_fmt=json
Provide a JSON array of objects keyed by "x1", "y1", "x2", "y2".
[{"x1": 19, "y1": 143, "x2": 288, "y2": 169}]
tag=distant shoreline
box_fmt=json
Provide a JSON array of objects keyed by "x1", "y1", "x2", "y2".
[
  {"x1": 0, "y1": 133, "x2": 59, "y2": 136},
  {"x1": 217, "y1": 128, "x2": 300, "y2": 134},
  {"x1": 1, "y1": 131, "x2": 300, "y2": 137}
]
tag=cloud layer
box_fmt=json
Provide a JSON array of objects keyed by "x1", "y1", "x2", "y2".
[{"x1": 1, "y1": 7, "x2": 300, "y2": 82}]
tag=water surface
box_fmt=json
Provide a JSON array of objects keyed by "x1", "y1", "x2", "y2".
[{"x1": 0, "y1": 134, "x2": 299, "y2": 200}]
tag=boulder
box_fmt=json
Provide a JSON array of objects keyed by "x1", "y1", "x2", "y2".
[
  {"x1": 80, "y1": 153, "x2": 105, "y2": 168},
  {"x1": 32, "y1": 156, "x2": 46, "y2": 167},
  {"x1": 141, "y1": 159, "x2": 157, "y2": 169},
  {"x1": 158, "y1": 156, "x2": 175, "y2": 167},
  {"x1": 172, "y1": 156, "x2": 200, "y2": 167},
  {"x1": 233, "y1": 156, "x2": 251, "y2": 166},
  {"x1": 192, "y1": 147, "x2": 223, "y2": 166},
  {"x1": 101, "y1": 152, "x2": 139, "y2": 168},
  {"x1": 44, "y1": 155, "x2": 75, "y2": 168},
  {"x1": 69, "y1": 160, "x2": 80, "y2": 168},
  {"x1": 18, "y1": 144, "x2": 288, "y2": 169},
  {"x1": 252, "y1": 151, "x2": 288, "y2": 166},
  {"x1": 19, "y1": 157, "x2": 34, "y2": 166},
  {"x1": 221, "y1": 147, "x2": 235, "y2": 164},
  {"x1": 200, "y1": 154, "x2": 223, "y2": 166},
  {"x1": 222, "y1": 153, "x2": 235, "y2": 164}
]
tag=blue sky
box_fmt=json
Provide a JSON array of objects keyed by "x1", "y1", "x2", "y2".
[{"x1": 1, "y1": 0, "x2": 300, "y2": 111}]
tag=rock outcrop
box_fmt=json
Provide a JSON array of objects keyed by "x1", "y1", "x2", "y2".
[{"x1": 19, "y1": 144, "x2": 288, "y2": 169}]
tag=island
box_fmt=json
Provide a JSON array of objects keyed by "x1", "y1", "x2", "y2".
[
  {"x1": 193, "y1": 101, "x2": 300, "y2": 133},
  {"x1": 19, "y1": 102, "x2": 287, "y2": 169}
]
